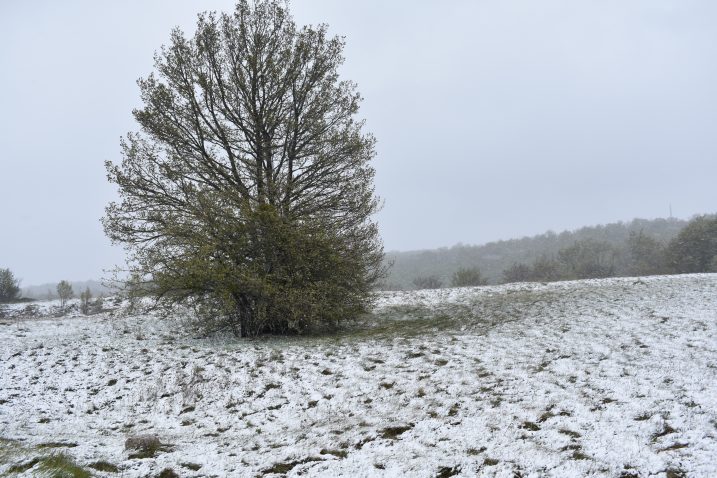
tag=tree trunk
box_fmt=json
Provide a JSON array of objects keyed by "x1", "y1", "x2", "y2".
[{"x1": 240, "y1": 313, "x2": 248, "y2": 338}]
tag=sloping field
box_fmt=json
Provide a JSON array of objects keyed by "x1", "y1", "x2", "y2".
[{"x1": 1, "y1": 274, "x2": 716, "y2": 477}]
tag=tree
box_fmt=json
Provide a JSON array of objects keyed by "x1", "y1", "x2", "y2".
[
  {"x1": 0, "y1": 268, "x2": 21, "y2": 303},
  {"x1": 502, "y1": 262, "x2": 532, "y2": 283},
  {"x1": 57, "y1": 280, "x2": 74, "y2": 310},
  {"x1": 80, "y1": 287, "x2": 92, "y2": 315},
  {"x1": 557, "y1": 239, "x2": 617, "y2": 279},
  {"x1": 666, "y1": 215, "x2": 717, "y2": 273},
  {"x1": 412, "y1": 275, "x2": 443, "y2": 290},
  {"x1": 626, "y1": 230, "x2": 665, "y2": 276},
  {"x1": 103, "y1": 0, "x2": 384, "y2": 337},
  {"x1": 450, "y1": 266, "x2": 487, "y2": 287},
  {"x1": 529, "y1": 255, "x2": 563, "y2": 282}
]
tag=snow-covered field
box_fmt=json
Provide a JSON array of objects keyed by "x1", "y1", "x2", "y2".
[{"x1": 1, "y1": 274, "x2": 716, "y2": 477}]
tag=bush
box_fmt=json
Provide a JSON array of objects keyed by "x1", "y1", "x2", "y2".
[
  {"x1": 79, "y1": 287, "x2": 92, "y2": 315},
  {"x1": 529, "y1": 255, "x2": 564, "y2": 282},
  {"x1": 450, "y1": 267, "x2": 487, "y2": 287},
  {"x1": 412, "y1": 275, "x2": 443, "y2": 289},
  {"x1": 502, "y1": 263, "x2": 532, "y2": 283},
  {"x1": 557, "y1": 239, "x2": 617, "y2": 279}
]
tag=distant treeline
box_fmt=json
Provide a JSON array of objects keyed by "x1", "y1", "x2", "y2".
[
  {"x1": 382, "y1": 215, "x2": 717, "y2": 290},
  {"x1": 21, "y1": 280, "x2": 115, "y2": 300}
]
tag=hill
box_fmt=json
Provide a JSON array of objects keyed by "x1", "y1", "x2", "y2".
[{"x1": 384, "y1": 216, "x2": 688, "y2": 289}]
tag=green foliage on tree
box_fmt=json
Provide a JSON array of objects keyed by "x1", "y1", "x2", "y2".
[
  {"x1": 450, "y1": 266, "x2": 487, "y2": 287},
  {"x1": 0, "y1": 268, "x2": 21, "y2": 303},
  {"x1": 557, "y1": 239, "x2": 617, "y2": 279},
  {"x1": 529, "y1": 255, "x2": 563, "y2": 282},
  {"x1": 666, "y1": 215, "x2": 717, "y2": 273},
  {"x1": 502, "y1": 263, "x2": 532, "y2": 283},
  {"x1": 103, "y1": 0, "x2": 384, "y2": 337},
  {"x1": 626, "y1": 230, "x2": 666, "y2": 276},
  {"x1": 57, "y1": 280, "x2": 74, "y2": 310}
]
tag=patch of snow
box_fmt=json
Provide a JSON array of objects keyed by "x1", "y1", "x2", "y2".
[{"x1": 1, "y1": 274, "x2": 716, "y2": 476}]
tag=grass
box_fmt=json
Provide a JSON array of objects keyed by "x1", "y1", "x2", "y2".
[
  {"x1": 124, "y1": 434, "x2": 171, "y2": 459},
  {"x1": 436, "y1": 465, "x2": 461, "y2": 477},
  {"x1": 1, "y1": 439, "x2": 92, "y2": 477},
  {"x1": 37, "y1": 453, "x2": 91, "y2": 478},
  {"x1": 521, "y1": 421, "x2": 540, "y2": 431},
  {"x1": 380, "y1": 424, "x2": 414, "y2": 439},
  {"x1": 37, "y1": 442, "x2": 78, "y2": 449},
  {"x1": 570, "y1": 450, "x2": 591, "y2": 461},
  {"x1": 0, "y1": 438, "x2": 26, "y2": 468},
  {"x1": 652, "y1": 423, "x2": 677, "y2": 442},
  {"x1": 88, "y1": 460, "x2": 120, "y2": 472},
  {"x1": 558, "y1": 429, "x2": 581, "y2": 439},
  {"x1": 319, "y1": 449, "x2": 348, "y2": 458},
  {"x1": 7, "y1": 457, "x2": 41, "y2": 474},
  {"x1": 261, "y1": 457, "x2": 323, "y2": 475},
  {"x1": 170, "y1": 285, "x2": 562, "y2": 350},
  {"x1": 364, "y1": 288, "x2": 561, "y2": 339}
]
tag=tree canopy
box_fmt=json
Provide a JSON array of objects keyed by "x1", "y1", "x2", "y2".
[
  {"x1": 57, "y1": 280, "x2": 74, "y2": 310},
  {"x1": 104, "y1": 0, "x2": 384, "y2": 336},
  {"x1": 0, "y1": 268, "x2": 21, "y2": 303},
  {"x1": 667, "y1": 215, "x2": 717, "y2": 273}
]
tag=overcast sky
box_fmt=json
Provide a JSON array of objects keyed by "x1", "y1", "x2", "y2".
[{"x1": 1, "y1": 1, "x2": 716, "y2": 285}]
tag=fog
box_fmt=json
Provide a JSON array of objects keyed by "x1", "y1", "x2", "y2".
[{"x1": 2, "y1": 0, "x2": 716, "y2": 285}]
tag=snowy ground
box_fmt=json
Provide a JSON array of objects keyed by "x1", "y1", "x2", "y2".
[{"x1": 1, "y1": 274, "x2": 716, "y2": 477}]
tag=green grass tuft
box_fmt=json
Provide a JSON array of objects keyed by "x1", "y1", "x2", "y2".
[{"x1": 37, "y1": 453, "x2": 91, "y2": 478}]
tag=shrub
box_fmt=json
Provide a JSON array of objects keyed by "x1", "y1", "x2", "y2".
[
  {"x1": 412, "y1": 275, "x2": 443, "y2": 289},
  {"x1": 529, "y1": 255, "x2": 564, "y2": 282},
  {"x1": 450, "y1": 267, "x2": 487, "y2": 287},
  {"x1": 557, "y1": 239, "x2": 617, "y2": 279},
  {"x1": 79, "y1": 287, "x2": 92, "y2": 315},
  {"x1": 502, "y1": 263, "x2": 532, "y2": 283}
]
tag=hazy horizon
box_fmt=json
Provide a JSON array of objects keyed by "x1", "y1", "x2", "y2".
[
  {"x1": 14, "y1": 212, "x2": 706, "y2": 288},
  {"x1": 3, "y1": 0, "x2": 716, "y2": 285}
]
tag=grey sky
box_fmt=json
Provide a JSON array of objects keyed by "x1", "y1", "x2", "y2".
[{"x1": 1, "y1": 1, "x2": 716, "y2": 285}]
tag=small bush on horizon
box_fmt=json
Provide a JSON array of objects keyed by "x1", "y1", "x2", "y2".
[
  {"x1": 412, "y1": 275, "x2": 443, "y2": 290},
  {"x1": 451, "y1": 266, "x2": 487, "y2": 287}
]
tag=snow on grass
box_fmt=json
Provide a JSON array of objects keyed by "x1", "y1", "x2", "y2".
[{"x1": 1, "y1": 274, "x2": 716, "y2": 477}]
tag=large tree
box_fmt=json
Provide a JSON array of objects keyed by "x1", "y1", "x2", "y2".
[
  {"x1": 666, "y1": 215, "x2": 717, "y2": 273},
  {"x1": 103, "y1": 0, "x2": 384, "y2": 337},
  {"x1": 0, "y1": 268, "x2": 21, "y2": 303}
]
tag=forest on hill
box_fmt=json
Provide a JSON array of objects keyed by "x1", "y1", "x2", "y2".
[{"x1": 383, "y1": 216, "x2": 694, "y2": 289}]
